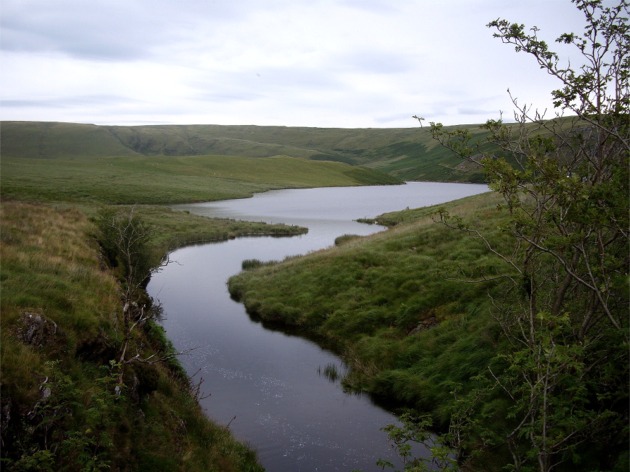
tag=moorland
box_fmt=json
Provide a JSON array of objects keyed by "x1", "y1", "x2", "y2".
[
  {"x1": 0, "y1": 120, "x2": 488, "y2": 471},
  {"x1": 1, "y1": 115, "x2": 627, "y2": 472},
  {"x1": 3, "y1": 3, "x2": 628, "y2": 470}
]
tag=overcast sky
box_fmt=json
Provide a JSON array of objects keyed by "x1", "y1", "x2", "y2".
[{"x1": 0, "y1": 0, "x2": 589, "y2": 128}]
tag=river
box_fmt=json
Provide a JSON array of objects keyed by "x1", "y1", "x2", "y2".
[{"x1": 147, "y1": 182, "x2": 489, "y2": 471}]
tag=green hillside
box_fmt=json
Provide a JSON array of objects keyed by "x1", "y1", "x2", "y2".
[
  {"x1": 0, "y1": 154, "x2": 400, "y2": 204},
  {"x1": 0, "y1": 121, "x2": 488, "y2": 182},
  {"x1": 0, "y1": 121, "x2": 138, "y2": 158}
]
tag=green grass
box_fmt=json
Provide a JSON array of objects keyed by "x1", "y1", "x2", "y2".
[
  {"x1": 124, "y1": 204, "x2": 308, "y2": 266},
  {"x1": 228, "y1": 191, "x2": 511, "y2": 423},
  {"x1": 0, "y1": 201, "x2": 266, "y2": 471},
  {"x1": 1, "y1": 154, "x2": 400, "y2": 204},
  {"x1": 0, "y1": 121, "x2": 138, "y2": 158},
  {"x1": 1, "y1": 120, "x2": 491, "y2": 183}
]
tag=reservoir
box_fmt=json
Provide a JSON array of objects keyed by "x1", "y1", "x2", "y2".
[{"x1": 147, "y1": 182, "x2": 489, "y2": 471}]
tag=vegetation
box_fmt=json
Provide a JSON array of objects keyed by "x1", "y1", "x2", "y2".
[
  {"x1": 0, "y1": 153, "x2": 400, "y2": 205},
  {"x1": 2, "y1": 2, "x2": 626, "y2": 470},
  {"x1": 136, "y1": 206, "x2": 307, "y2": 265},
  {"x1": 430, "y1": 2, "x2": 629, "y2": 470},
  {"x1": 230, "y1": 1, "x2": 629, "y2": 470},
  {"x1": 0, "y1": 202, "x2": 264, "y2": 471},
  {"x1": 1, "y1": 121, "x2": 488, "y2": 183},
  {"x1": 228, "y1": 192, "x2": 508, "y2": 419}
]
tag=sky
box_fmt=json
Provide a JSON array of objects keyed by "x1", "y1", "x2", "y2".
[{"x1": 0, "y1": 0, "x2": 590, "y2": 128}]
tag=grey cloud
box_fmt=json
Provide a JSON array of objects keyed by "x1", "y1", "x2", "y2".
[
  {"x1": 0, "y1": 0, "x2": 582, "y2": 128},
  {"x1": 374, "y1": 113, "x2": 415, "y2": 125},
  {"x1": 254, "y1": 66, "x2": 342, "y2": 89},
  {"x1": 188, "y1": 65, "x2": 344, "y2": 106},
  {"x1": 196, "y1": 89, "x2": 264, "y2": 104},
  {"x1": 2, "y1": 7, "x2": 159, "y2": 60},
  {"x1": 332, "y1": 50, "x2": 414, "y2": 75},
  {"x1": 1, "y1": 94, "x2": 139, "y2": 108},
  {"x1": 0, "y1": 0, "x2": 254, "y2": 61},
  {"x1": 458, "y1": 107, "x2": 502, "y2": 116},
  {"x1": 339, "y1": 0, "x2": 400, "y2": 15},
  {"x1": 1, "y1": 98, "x2": 61, "y2": 108}
]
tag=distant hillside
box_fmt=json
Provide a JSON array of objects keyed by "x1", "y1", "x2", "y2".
[{"x1": 0, "y1": 121, "x2": 490, "y2": 182}]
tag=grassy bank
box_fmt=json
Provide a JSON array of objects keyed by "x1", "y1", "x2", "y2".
[
  {"x1": 0, "y1": 201, "x2": 271, "y2": 470},
  {"x1": 0, "y1": 122, "x2": 408, "y2": 470},
  {"x1": 228, "y1": 183, "x2": 629, "y2": 470},
  {"x1": 228, "y1": 192, "x2": 510, "y2": 422}
]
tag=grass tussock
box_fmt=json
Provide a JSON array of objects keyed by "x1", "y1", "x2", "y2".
[{"x1": 0, "y1": 202, "x2": 119, "y2": 342}]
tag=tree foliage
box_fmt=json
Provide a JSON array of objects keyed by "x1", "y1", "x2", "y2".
[
  {"x1": 419, "y1": 1, "x2": 629, "y2": 470},
  {"x1": 377, "y1": 411, "x2": 458, "y2": 472}
]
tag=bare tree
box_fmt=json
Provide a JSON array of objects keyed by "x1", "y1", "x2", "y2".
[{"x1": 96, "y1": 207, "x2": 172, "y2": 383}]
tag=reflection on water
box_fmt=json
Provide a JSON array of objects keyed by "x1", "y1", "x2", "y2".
[{"x1": 148, "y1": 182, "x2": 488, "y2": 471}]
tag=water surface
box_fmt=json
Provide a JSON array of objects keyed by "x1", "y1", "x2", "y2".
[{"x1": 148, "y1": 182, "x2": 488, "y2": 471}]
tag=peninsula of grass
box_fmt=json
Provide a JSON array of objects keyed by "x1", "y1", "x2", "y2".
[{"x1": 228, "y1": 191, "x2": 509, "y2": 422}]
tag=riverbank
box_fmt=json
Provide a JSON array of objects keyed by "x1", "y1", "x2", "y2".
[
  {"x1": 227, "y1": 191, "x2": 509, "y2": 422},
  {"x1": 0, "y1": 200, "x2": 309, "y2": 470},
  {"x1": 227, "y1": 187, "x2": 629, "y2": 470},
  {"x1": 0, "y1": 138, "x2": 410, "y2": 470}
]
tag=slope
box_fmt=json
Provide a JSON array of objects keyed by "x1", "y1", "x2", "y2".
[{"x1": 1, "y1": 121, "x2": 489, "y2": 182}]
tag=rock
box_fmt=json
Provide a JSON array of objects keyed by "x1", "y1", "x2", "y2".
[
  {"x1": 1, "y1": 399, "x2": 11, "y2": 441},
  {"x1": 16, "y1": 312, "x2": 59, "y2": 347},
  {"x1": 408, "y1": 315, "x2": 438, "y2": 335}
]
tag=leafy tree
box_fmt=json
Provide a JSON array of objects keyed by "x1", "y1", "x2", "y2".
[
  {"x1": 423, "y1": 1, "x2": 629, "y2": 470},
  {"x1": 377, "y1": 411, "x2": 458, "y2": 472}
]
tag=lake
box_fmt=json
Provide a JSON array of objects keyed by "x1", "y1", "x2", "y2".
[{"x1": 147, "y1": 182, "x2": 489, "y2": 471}]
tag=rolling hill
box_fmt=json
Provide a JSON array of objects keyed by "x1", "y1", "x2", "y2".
[{"x1": 0, "y1": 121, "x2": 489, "y2": 182}]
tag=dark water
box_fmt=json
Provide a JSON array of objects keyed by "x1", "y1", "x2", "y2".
[{"x1": 147, "y1": 182, "x2": 488, "y2": 471}]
